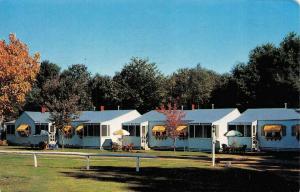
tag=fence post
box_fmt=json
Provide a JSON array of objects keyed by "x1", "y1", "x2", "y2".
[
  {"x1": 136, "y1": 156, "x2": 140, "y2": 172},
  {"x1": 33, "y1": 153, "x2": 37, "y2": 168},
  {"x1": 86, "y1": 155, "x2": 90, "y2": 170}
]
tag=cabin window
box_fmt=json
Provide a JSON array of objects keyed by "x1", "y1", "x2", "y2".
[
  {"x1": 189, "y1": 125, "x2": 195, "y2": 138},
  {"x1": 189, "y1": 124, "x2": 212, "y2": 138},
  {"x1": 83, "y1": 125, "x2": 88, "y2": 136},
  {"x1": 195, "y1": 125, "x2": 202, "y2": 137},
  {"x1": 88, "y1": 124, "x2": 94, "y2": 136},
  {"x1": 35, "y1": 124, "x2": 48, "y2": 135},
  {"x1": 83, "y1": 124, "x2": 102, "y2": 136},
  {"x1": 122, "y1": 125, "x2": 140, "y2": 137},
  {"x1": 204, "y1": 125, "x2": 212, "y2": 138},
  {"x1": 228, "y1": 125, "x2": 236, "y2": 131},
  {"x1": 228, "y1": 125, "x2": 252, "y2": 137},
  {"x1": 128, "y1": 125, "x2": 135, "y2": 136},
  {"x1": 154, "y1": 131, "x2": 167, "y2": 140},
  {"x1": 94, "y1": 124, "x2": 100, "y2": 136},
  {"x1": 263, "y1": 124, "x2": 285, "y2": 141},
  {"x1": 136, "y1": 125, "x2": 140, "y2": 137},
  {"x1": 6, "y1": 124, "x2": 15, "y2": 135},
  {"x1": 151, "y1": 125, "x2": 167, "y2": 139},
  {"x1": 17, "y1": 125, "x2": 31, "y2": 137},
  {"x1": 123, "y1": 125, "x2": 129, "y2": 132},
  {"x1": 237, "y1": 125, "x2": 244, "y2": 136},
  {"x1": 291, "y1": 125, "x2": 300, "y2": 140},
  {"x1": 101, "y1": 125, "x2": 110, "y2": 136},
  {"x1": 245, "y1": 125, "x2": 251, "y2": 137}
]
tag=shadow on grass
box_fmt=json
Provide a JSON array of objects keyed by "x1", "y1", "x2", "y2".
[{"x1": 62, "y1": 166, "x2": 299, "y2": 192}]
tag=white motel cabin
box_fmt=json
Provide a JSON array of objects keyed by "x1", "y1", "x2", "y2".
[
  {"x1": 60, "y1": 110, "x2": 141, "y2": 149},
  {"x1": 228, "y1": 108, "x2": 300, "y2": 151},
  {"x1": 5, "y1": 112, "x2": 56, "y2": 146},
  {"x1": 122, "y1": 108, "x2": 240, "y2": 151}
]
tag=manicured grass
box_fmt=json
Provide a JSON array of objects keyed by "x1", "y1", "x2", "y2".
[{"x1": 0, "y1": 146, "x2": 299, "y2": 192}]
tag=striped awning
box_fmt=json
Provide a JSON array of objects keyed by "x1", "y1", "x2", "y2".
[
  {"x1": 16, "y1": 124, "x2": 29, "y2": 132},
  {"x1": 63, "y1": 125, "x2": 72, "y2": 132},
  {"x1": 75, "y1": 124, "x2": 83, "y2": 132},
  {"x1": 152, "y1": 125, "x2": 166, "y2": 132},
  {"x1": 176, "y1": 125, "x2": 187, "y2": 132},
  {"x1": 263, "y1": 125, "x2": 282, "y2": 132}
]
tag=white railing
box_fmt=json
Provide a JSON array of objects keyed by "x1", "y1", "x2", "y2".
[{"x1": 0, "y1": 150, "x2": 156, "y2": 172}]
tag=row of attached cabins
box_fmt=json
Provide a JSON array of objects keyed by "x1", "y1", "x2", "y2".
[{"x1": 4, "y1": 108, "x2": 300, "y2": 151}]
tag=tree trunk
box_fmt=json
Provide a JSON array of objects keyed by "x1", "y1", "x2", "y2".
[
  {"x1": 0, "y1": 115, "x2": 4, "y2": 140},
  {"x1": 173, "y1": 138, "x2": 176, "y2": 152},
  {"x1": 60, "y1": 129, "x2": 64, "y2": 150}
]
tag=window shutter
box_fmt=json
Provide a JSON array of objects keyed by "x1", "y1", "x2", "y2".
[
  {"x1": 282, "y1": 126, "x2": 286, "y2": 136},
  {"x1": 261, "y1": 126, "x2": 264, "y2": 136}
]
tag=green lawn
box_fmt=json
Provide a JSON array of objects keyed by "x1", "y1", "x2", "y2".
[{"x1": 0, "y1": 146, "x2": 299, "y2": 192}]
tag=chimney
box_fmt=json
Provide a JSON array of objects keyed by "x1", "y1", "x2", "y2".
[
  {"x1": 41, "y1": 106, "x2": 47, "y2": 113},
  {"x1": 211, "y1": 104, "x2": 214, "y2": 109},
  {"x1": 284, "y1": 103, "x2": 287, "y2": 109},
  {"x1": 192, "y1": 104, "x2": 195, "y2": 110},
  {"x1": 118, "y1": 105, "x2": 120, "y2": 110},
  {"x1": 100, "y1": 105, "x2": 105, "y2": 111}
]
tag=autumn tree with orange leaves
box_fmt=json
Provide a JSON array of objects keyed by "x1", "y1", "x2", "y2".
[
  {"x1": 0, "y1": 34, "x2": 40, "y2": 125},
  {"x1": 157, "y1": 102, "x2": 186, "y2": 152}
]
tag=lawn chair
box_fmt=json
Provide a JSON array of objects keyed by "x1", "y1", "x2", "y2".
[
  {"x1": 222, "y1": 144, "x2": 230, "y2": 153},
  {"x1": 112, "y1": 142, "x2": 121, "y2": 151},
  {"x1": 122, "y1": 143, "x2": 134, "y2": 152},
  {"x1": 241, "y1": 145, "x2": 247, "y2": 153}
]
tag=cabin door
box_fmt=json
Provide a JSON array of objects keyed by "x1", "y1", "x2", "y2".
[
  {"x1": 141, "y1": 125, "x2": 149, "y2": 150},
  {"x1": 49, "y1": 125, "x2": 56, "y2": 145},
  {"x1": 251, "y1": 125, "x2": 258, "y2": 150}
]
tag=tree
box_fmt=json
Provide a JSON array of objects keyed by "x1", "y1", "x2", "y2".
[
  {"x1": 0, "y1": 34, "x2": 40, "y2": 125},
  {"x1": 211, "y1": 32, "x2": 300, "y2": 110},
  {"x1": 167, "y1": 64, "x2": 221, "y2": 108},
  {"x1": 156, "y1": 102, "x2": 186, "y2": 152},
  {"x1": 24, "y1": 60, "x2": 61, "y2": 111},
  {"x1": 90, "y1": 74, "x2": 120, "y2": 110},
  {"x1": 61, "y1": 64, "x2": 93, "y2": 110},
  {"x1": 43, "y1": 76, "x2": 80, "y2": 148},
  {"x1": 210, "y1": 74, "x2": 242, "y2": 109},
  {"x1": 113, "y1": 57, "x2": 166, "y2": 113}
]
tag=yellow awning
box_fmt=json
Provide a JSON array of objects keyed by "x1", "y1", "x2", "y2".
[
  {"x1": 16, "y1": 124, "x2": 29, "y2": 132},
  {"x1": 63, "y1": 125, "x2": 72, "y2": 132},
  {"x1": 152, "y1": 125, "x2": 166, "y2": 132},
  {"x1": 176, "y1": 125, "x2": 187, "y2": 132},
  {"x1": 75, "y1": 125, "x2": 83, "y2": 132},
  {"x1": 264, "y1": 125, "x2": 282, "y2": 132}
]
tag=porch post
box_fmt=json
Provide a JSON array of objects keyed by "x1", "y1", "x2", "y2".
[
  {"x1": 212, "y1": 125, "x2": 216, "y2": 167},
  {"x1": 86, "y1": 155, "x2": 90, "y2": 170},
  {"x1": 136, "y1": 156, "x2": 140, "y2": 172},
  {"x1": 33, "y1": 153, "x2": 37, "y2": 167}
]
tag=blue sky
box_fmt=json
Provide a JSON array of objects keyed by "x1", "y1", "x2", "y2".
[{"x1": 0, "y1": 0, "x2": 299, "y2": 75}]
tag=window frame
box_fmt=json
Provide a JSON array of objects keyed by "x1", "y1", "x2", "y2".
[
  {"x1": 189, "y1": 124, "x2": 212, "y2": 138},
  {"x1": 122, "y1": 124, "x2": 141, "y2": 137},
  {"x1": 6, "y1": 124, "x2": 15, "y2": 135}
]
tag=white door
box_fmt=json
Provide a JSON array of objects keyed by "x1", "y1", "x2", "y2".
[
  {"x1": 49, "y1": 125, "x2": 56, "y2": 145},
  {"x1": 251, "y1": 125, "x2": 257, "y2": 150}
]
